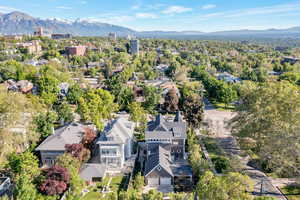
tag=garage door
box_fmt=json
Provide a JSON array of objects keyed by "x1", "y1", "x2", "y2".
[
  {"x1": 148, "y1": 178, "x2": 159, "y2": 185},
  {"x1": 160, "y1": 177, "x2": 171, "y2": 185}
]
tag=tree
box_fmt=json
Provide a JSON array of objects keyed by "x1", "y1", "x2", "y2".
[
  {"x1": 56, "y1": 154, "x2": 85, "y2": 200},
  {"x1": 143, "y1": 190, "x2": 163, "y2": 200},
  {"x1": 7, "y1": 151, "x2": 40, "y2": 178},
  {"x1": 279, "y1": 72, "x2": 300, "y2": 85},
  {"x1": 0, "y1": 86, "x2": 43, "y2": 162},
  {"x1": 197, "y1": 171, "x2": 253, "y2": 200},
  {"x1": 82, "y1": 127, "x2": 97, "y2": 149},
  {"x1": 14, "y1": 174, "x2": 38, "y2": 200},
  {"x1": 77, "y1": 89, "x2": 118, "y2": 130},
  {"x1": 133, "y1": 172, "x2": 144, "y2": 191},
  {"x1": 119, "y1": 188, "x2": 140, "y2": 200},
  {"x1": 66, "y1": 83, "x2": 84, "y2": 105},
  {"x1": 56, "y1": 153, "x2": 81, "y2": 171},
  {"x1": 128, "y1": 102, "x2": 147, "y2": 132},
  {"x1": 231, "y1": 81, "x2": 300, "y2": 177},
  {"x1": 39, "y1": 179, "x2": 67, "y2": 196},
  {"x1": 34, "y1": 111, "x2": 57, "y2": 139},
  {"x1": 53, "y1": 100, "x2": 74, "y2": 124},
  {"x1": 117, "y1": 86, "x2": 134, "y2": 111},
  {"x1": 164, "y1": 88, "x2": 179, "y2": 113},
  {"x1": 65, "y1": 143, "x2": 90, "y2": 163},
  {"x1": 36, "y1": 69, "x2": 60, "y2": 106},
  {"x1": 218, "y1": 83, "x2": 238, "y2": 108},
  {"x1": 39, "y1": 165, "x2": 70, "y2": 196},
  {"x1": 182, "y1": 93, "x2": 204, "y2": 128},
  {"x1": 42, "y1": 50, "x2": 61, "y2": 60},
  {"x1": 142, "y1": 85, "x2": 160, "y2": 113}
]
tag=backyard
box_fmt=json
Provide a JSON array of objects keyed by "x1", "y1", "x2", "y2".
[{"x1": 81, "y1": 175, "x2": 129, "y2": 200}]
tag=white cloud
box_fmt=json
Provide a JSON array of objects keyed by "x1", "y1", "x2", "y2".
[
  {"x1": 201, "y1": 4, "x2": 216, "y2": 10},
  {"x1": 56, "y1": 6, "x2": 72, "y2": 10},
  {"x1": 84, "y1": 15, "x2": 134, "y2": 24},
  {"x1": 162, "y1": 6, "x2": 192, "y2": 14},
  {"x1": 198, "y1": 2, "x2": 300, "y2": 20},
  {"x1": 0, "y1": 6, "x2": 18, "y2": 13},
  {"x1": 135, "y1": 13, "x2": 158, "y2": 19}
]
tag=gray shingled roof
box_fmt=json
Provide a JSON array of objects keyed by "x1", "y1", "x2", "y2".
[
  {"x1": 144, "y1": 145, "x2": 173, "y2": 177},
  {"x1": 145, "y1": 112, "x2": 187, "y2": 140},
  {"x1": 35, "y1": 123, "x2": 85, "y2": 151},
  {"x1": 96, "y1": 117, "x2": 134, "y2": 145},
  {"x1": 80, "y1": 163, "x2": 106, "y2": 181}
]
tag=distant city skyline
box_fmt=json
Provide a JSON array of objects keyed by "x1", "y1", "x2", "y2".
[{"x1": 0, "y1": 0, "x2": 300, "y2": 32}]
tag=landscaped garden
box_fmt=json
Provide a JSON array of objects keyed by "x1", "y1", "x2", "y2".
[{"x1": 81, "y1": 175, "x2": 130, "y2": 200}]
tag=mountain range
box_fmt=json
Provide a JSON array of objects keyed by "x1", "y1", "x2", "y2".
[{"x1": 1, "y1": 11, "x2": 300, "y2": 39}]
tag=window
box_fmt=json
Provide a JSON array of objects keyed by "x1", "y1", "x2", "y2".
[{"x1": 157, "y1": 166, "x2": 161, "y2": 171}]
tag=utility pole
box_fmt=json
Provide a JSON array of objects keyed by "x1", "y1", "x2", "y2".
[{"x1": 260, "y1": 179, "x2": 264, "y2": 196}]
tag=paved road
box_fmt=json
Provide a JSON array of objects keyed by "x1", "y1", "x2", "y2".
[{"x1": 202, "y1": 99, "x2": 287, "y2": 200}]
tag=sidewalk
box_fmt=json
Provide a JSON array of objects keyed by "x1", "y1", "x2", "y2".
[{"x1": 203, "y1": 99, "x2": 287, "y2": 200}]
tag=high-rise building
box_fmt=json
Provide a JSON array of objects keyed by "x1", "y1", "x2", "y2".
[
  {"x1": 130, "y1": 39, "x2": 139, "y2": 55},
  {"x1": 34, "y1": 27, "x2": 44, "y2": 37},
  {"x1": 108, "y1": 32, "x2": 117, "y2": 40}
]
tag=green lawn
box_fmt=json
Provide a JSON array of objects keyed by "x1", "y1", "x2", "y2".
[
  {"x1": 281, "y1": 185, "x2": 300, "y2": 200},
  {"x1": 212, "y1": 102, "x2": 235, "y2": 111},
  {"x1": 202, "y1": 137, "x2": 224, "y2": 157},
  {"x1": 81, "y1": 190, "x2": 102, "y2": 200},
  {"x1": 110, "y1": 175, "x2": 125, "y2": 191}
]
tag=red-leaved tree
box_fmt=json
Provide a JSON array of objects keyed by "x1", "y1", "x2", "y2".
[
  {"x1": 39, "y1": 179, "x2": 67, "y2": 195},
  {"x1": 65, "y1": 143, "x2": 90, "y2": 163},
  {"x1": 39, "y1": 165, "x2": 70, "y2": 196},
  {"x1": 82, "y1": 127, "x2": 96, "y2": 149}
]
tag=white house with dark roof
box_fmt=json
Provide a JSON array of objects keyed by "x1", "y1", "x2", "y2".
[
  {"x1": 96, "y1": 117, "x2": 134, "y2": 169},
  {"x1": 35, "y1": 123, "x2": 88, "y2": 167}
]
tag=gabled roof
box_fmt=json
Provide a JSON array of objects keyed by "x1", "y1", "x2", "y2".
[
  {"x1": 36, "y1": 123, "x2": 85, "y2": 151},
  {"x1": 146, "y1": 112, "x2": 187, "y2": 140},
  {"x1": 144, "y1": 145, "x2": 173, "y2": 177},
  {"x1": 80, "y1": 163, "x2": 106, "y2": 181},
  {"x1": 97, "y1": 117, "x2": 134, "y2": 145}
]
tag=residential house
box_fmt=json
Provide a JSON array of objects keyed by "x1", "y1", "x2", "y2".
[
  {"x1": 65, "y1": 46, "x2": 86, "y2": 56},
  {"x1": 80, "y1": 163, "x2": 107, "y2": 184},
  {"x1": 35, "y1": 123, "x2": 89, "y2": 167},
  {"x1": 130, "y1": 39, "x2": 139, "y2": 55},
  {"x1": 5, "y1": 79, "x2": 34, "y2": 94},
  {"x1": 217, "y1": 72, "x2": 241, "y2": 83},
  {"x1": 58, "y1": 82, "x2": 70, "y2": 97},
  {"x1": 96, "y1": 117, "x2": 134, "y2": 169},
  {"x1": 0, "y1": 177, "x2": 11, "y2": 196},
  {"x1": 281, "y1": 56, "x2": 300, "y2": 65},
  {"x1": 18, "y1": 40, "x2": 42, "y2": 54},
  {"x1": 145, "y1": 112, "x2": 187, "y2": 160},
  {"x1": 143, "y1": 112, "x2": 192, "y2": 191}
]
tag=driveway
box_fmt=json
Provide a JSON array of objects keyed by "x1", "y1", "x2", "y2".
[{"x1": 202, "y1": 99, "x2": 287, "y2": 200}]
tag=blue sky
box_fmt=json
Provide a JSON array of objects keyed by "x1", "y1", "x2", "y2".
[{"x1": 0, "y1": 0, "x2": 300, "y2": 32}]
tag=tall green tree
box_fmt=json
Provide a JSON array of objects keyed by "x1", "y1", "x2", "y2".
[
  {"x1": 77, "y1": 89, "x2": 118, "y2": 130},
  {"x1": 231, "y1": 81, "x2": 300, "y2": 176}
]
